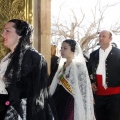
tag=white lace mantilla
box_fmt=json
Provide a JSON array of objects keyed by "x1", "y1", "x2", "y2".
[{"x1": 50, "y1": 60, "x2": 96, "y2": 120}]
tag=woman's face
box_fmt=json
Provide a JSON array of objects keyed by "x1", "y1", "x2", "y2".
[
  {"x1": 61, "y1": 42, "x2": 74, "y2": 59},
  {"x1": 2, "y1": 22, "x2": 20, "y2": 52}
]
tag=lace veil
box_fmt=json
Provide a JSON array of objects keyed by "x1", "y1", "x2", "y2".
[{"x1": 49, "y1": 40, "x2": 95, "y2": 120}]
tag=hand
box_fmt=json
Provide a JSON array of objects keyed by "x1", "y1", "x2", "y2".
[{"x1": 91, "y1": 83, "x2": 97, "y2": 92}]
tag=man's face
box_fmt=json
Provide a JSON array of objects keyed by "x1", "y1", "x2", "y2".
[{"x1": 99, "y1": 30, "x2": 112, "y2": 48}]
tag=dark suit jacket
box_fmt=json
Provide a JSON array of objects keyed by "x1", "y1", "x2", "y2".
[
  {"x1": 88, "y1": 47, "x2": 120, "y2": 87},
  {"x1": 49, "y1": 55, "x2": 59, "y2": 85}
]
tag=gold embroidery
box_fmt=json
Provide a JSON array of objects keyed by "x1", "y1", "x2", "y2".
[{"x1": 58, "y1": 74, "x2": 73, "y2": 94}]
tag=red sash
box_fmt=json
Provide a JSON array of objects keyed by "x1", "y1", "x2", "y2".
[{"x1": 96, "y1": 75, "x2": 120, "y2": 95}]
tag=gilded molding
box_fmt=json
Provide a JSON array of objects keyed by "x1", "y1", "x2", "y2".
[{"x1": 0, "y1": 0, "x2": 33, "y2": 60}]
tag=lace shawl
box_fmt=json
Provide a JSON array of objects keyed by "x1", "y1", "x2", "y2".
[
  {"x1": 4, "y1": 40, "x2": 30, "y2": 84},
  {"x1": 50, "y1": 41, "x2": 96, "y2": 120},
  {"x1": 50, "y1": 59, "x2": 95, "y2": 120}
]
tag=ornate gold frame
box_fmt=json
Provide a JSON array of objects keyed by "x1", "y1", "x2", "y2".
[{"x1": 0, "y1": 0, "x2": 33, "y2": 60}]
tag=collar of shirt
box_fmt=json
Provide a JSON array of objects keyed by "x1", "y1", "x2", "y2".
[{"x1": 100, "y1": 45, "x2": 112, "y2": 59}]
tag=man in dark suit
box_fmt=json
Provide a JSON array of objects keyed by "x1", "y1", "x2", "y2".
[
  {"x1": 49, "y1": 45, "x2": 59, "y2": 85},
  {"x1": 88, "y1": 30, "x2": 120, "y2": 120}
]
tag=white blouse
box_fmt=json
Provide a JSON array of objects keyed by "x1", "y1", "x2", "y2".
[{"x1": 0, "y1": 52, "x2": 11, "y2": 94}]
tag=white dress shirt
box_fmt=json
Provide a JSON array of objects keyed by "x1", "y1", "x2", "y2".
[{"x1": 96, "y1": 45, "x2": 112, "y2": 89}]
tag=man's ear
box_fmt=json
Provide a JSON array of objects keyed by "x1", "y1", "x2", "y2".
[{"x1": 110, "y1": 37, "x2": 112, "y2": 42}]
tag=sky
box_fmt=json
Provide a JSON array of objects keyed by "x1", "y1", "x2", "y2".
[{"x1": 51, "y1": 0, "x2": 120, "y2": 48}]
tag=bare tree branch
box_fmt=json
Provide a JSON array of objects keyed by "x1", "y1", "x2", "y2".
[{"x1": 51, "y1": 1, "x2": 120, "y2": 52}]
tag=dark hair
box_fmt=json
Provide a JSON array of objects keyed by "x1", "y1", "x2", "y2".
[
  {"x1": 111, "y1": 42, "x2": 117, "y2": 47},
  {"x1": 63, "y1": 39, "x2": 76, "y2": 52},
  {"x1": 8, "y1": 19, "x2": 33, "y2": 45},
  {"x1": 4, "y1": 19, "x2": 33, "y2": 81}
]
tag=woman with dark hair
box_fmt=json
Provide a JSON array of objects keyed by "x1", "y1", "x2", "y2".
[
  {"x1": 49, "y1": 39, "x2": 96, "y2": 120},
  {"x1": 0, "y1": 19, "x2": 57, "y2": 120}
]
